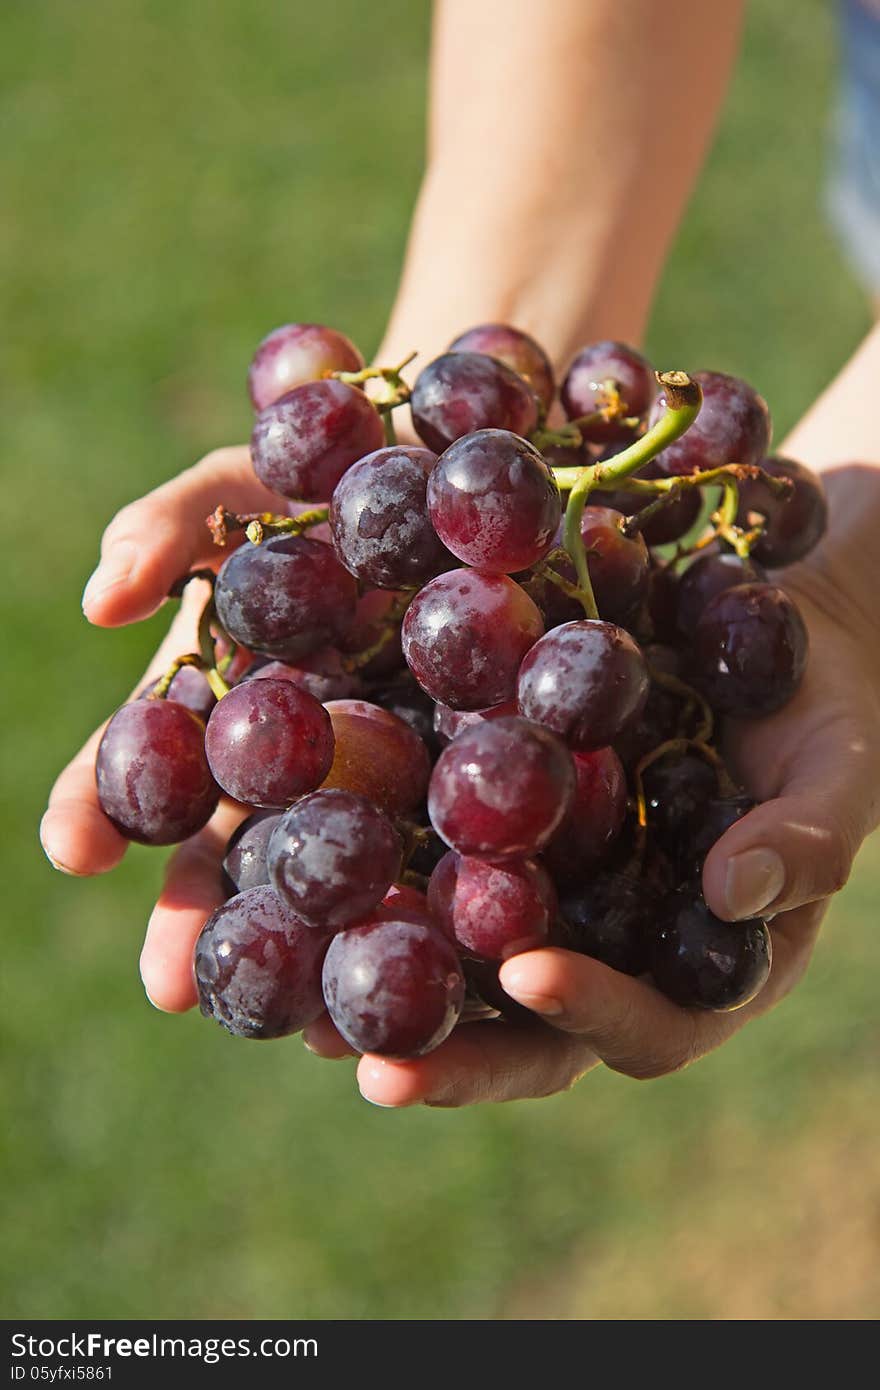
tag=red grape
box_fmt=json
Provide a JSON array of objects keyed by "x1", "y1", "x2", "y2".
[
  {"x1": 402, "y1": 569, "x2": 544, "y2": 710},
  {"x1": 691, "y1": 582, "x2": 808, "y2": 716},
  {"x1": 139, "y1": 665, "x2": 216, "y2": 722},
  {"x1": 735, "y1": 455, "x2": 828, "y2": 567},
  {"x1": 268, "y1": 789, "x2": 402, "y2": 930},
  {"x1": 561, "y1": 341, "x2": 656, "y2": 444},
  {"x1": 250, "y1": 379, "x2": 385, "y2": 501},
  {"x1": 427, "y1": 429, "x2": 561, "y2": 573},
  {"x1": 96, "y1": 699, "x2": 219, "y2": 846},
  {"x1": 377, "y1": 884, "x2": 437, "y2": 930},
  {"x1": 321, "y1": 699, "x2": 431, "y2": 814},
  {"x1": 329, "y1": 444, "x2": 450, "y2": 588},
  {"x1": 410, "y1": 352, "x2": 539, "y2": 453},
  {"x1": 322, "y1": 918, "x2": 465, "y2": 1058},
  {"x1": 428, "y1": 850, "x2": 556, "y2": 961},
  {"x1": 432, "y1": 698, "x2": 517, "y2": 745},
  {"x1": 240, "y1": 649, "x2": 361, "y2": 702},
  {"x1": 214, "y1": 534, "x2": 357, "y2": 662},
  {"x1": 247, "y1": 322, "x2": 364, "y2": 410},
  {"x1": 428, "y1": 715, "x2": 575, "y2": 857},
  {"x1": 516, "y1": 620, "x2": 649, "y2": 750},
  {"x1": 195, "y1": 886, "x2": 329, "y2": 1039},
  {"x1": 675, "y1": 552, "x2": 767, "y2": 637},
  {"x1": 651, "y1": 370, "x2": 771, "y2": 477},
  {"x1": 204, "y1": 679, "x2": 335, "y2": 808},
  {"x1": 543, "y1": 746, "x2": 627, "y2": 881},
  {"x1": 448, "y1": 323, "x2": 555, "y2": 410},
  {"x1": 223, "y1": 810, "x2": 281, "y2": 894},
  {"x1": 651, "y1": 890, "x2": 771, "y2": 1010}
]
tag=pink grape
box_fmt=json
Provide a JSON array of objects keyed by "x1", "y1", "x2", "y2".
[
  {"x1": 204, "y1": 679, "x2": 335, "y2": 808},
  {"x1": 247, "y1": 322, "x2": 364, "y2": 410},
  {"x1": 428, "y1": 851, "x2": 556, "y2": 961}
]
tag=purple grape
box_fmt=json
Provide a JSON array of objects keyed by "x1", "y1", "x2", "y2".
[
  {"x1": 204, "y1": 679, "x2": 335, "y2": 808},
  {"x1": 651, "y1": 370, "x2": 771, "y2": 477},
  {"x1": 329, "y1": 444, "x2": 450, "y2": 588},
  {"x1": 402, "y1": 569, "x2": 544, "y2": 710},
  {"x1": 268, "y1": 789, "x2": 402, "y2": 930},
  {"x1": 675, "y1": 552, "x2": 767, "y2": 637},
  {"x1": 448, "y1": 323, "x2": 555, "y2": 410},
  {"x1": 427, "y1": 429, "x2": 561, "y2": 573},
  {"x1": 682, "y1": 792, "x2": 755, "y2": 879},
  {"x1": 428, "y1": 850, "x2": 556, "y2": 961},
  {"x1": 642, "y1": 754, "x2": 718, "y2": 860},
  {"x1": 428, "y1": 715, "x2": 575, "y2": 857},
  {"x1": 591, "y1": 459, "x2": 702, "y2": 545},
  {"x1": 543, "y1": 746, "x2": 627, "y2": 881},
  {"x1": 195, "y1": 886, "x2": 329, "y2": 1039},
  {"x1": 247, "y1": 322, "x2": 364, "y2": 411},
  {"x1": 250, "y1": 379, "x2": 385, "y2": 501},
  {"x1": 214, "y1": 535, "x2": 357, "y2": 661},
  {"x1": 322, "y1": 918, "x2": 465, "y2": 1058},
  {"x1": 559, "y1": 872, "x2": 655, "y2": 976},
  {"x1": 736, "y1": 456, "x2": 828, "y2": 567},
  {"x1": 139, "y1": 665, "x2": 216, "y2": 722},
  {"x1": 223, "y1": 811, "x2": 281, "y2": 894},
  {"x1": 561, "y1": 341, "x2": 656, "y2": 444},
  {"x1": 651, "y1": 890, "x2": 772, "y2": 1011},
  {"x1": 516, "y1": 620, "x2": 649, "y2": 751},
  {"x1": 410, "y1": 352, "x2": 539, "y2": 454},
  {"x1": 691, "y1": 583, "x2": 808, "y2": 717},
  {"x1": 612, "y1": 643, "x2": 683, "y2": 770},
  {"x1": 96, "y1": 699, "x2": 219, "y2": 846},
  {"x1": 522, "y1": 505, "x2": 649, "y2": 628}
]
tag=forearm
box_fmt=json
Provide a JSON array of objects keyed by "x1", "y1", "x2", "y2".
[{"x1": 380, "y1": 0, "x2": 744, "y2": 369}]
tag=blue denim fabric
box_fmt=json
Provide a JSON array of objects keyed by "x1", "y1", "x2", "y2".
[{"x1": 828, "y1": 0, "x2": 880, "y2": 290}]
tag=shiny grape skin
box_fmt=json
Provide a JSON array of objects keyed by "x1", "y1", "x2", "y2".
[
  {"x1": 651, "y1": 891, "x2": 772, "y2": 1011},
  {"x1": 329, "y1": 444, "x2": 450, "y2": 589},
  {"x1": 250, "y1": 379, "x2": 385, "y2": 502},
  {"x1": 448, "y1": 323, "x2": 555, "y2": 410},
  {"x1": 560, "y1": 341, "x2": 656, "y2": 444},
  {"x1": 204, "y1": 679, "x2": 335, "y2": 808},
  {"x1": 427, "y1": 429, "x2": 561, "y2": 573},
  {"x1": 139, "y1": 665, "x2": 216, "y2": 722},
  {"x1": 402, "y1": 569, "x2": 544, "y2": 711},
  {"x1": 651, "y1": 370, "x2": 771, "y2": 477},
  {"x1": 558, "y1": 872, "x2": 654, "y2": 976},
  {"x1": 428, "y1": 715, "x2": 575, "y2": 858},
  {"x1": 543, "y1": 747, "x2": 627, "y2": 882},
  {"x1": 410, "y1": 352, "x2": 539, "y2": 454},
  {"x1": 240, "y1": 650, "x2": 362, "y2": 703},
  {"x1": 428, "y1": 850, "x2": 556, "y2": 961},
  {"x1": 96, "y1": 699, "x2": 219, "y2": 846},
  {"x1": 268, "y1": 789, "x2": 403, "y2": 930},
  {"x1": 675, "y1": 552, "x2": 767, "y2": 637},
  {"x1": 321, "y1": 699, "x2": 431, "y2": 814},
  {"x1": 735, "y1": 455, "x2": 828, "y2": 567},
  {"x1": 322, "y1": 918, "x2": 465, "y2": 1058},
  {"x1": 223, "y1": 811, "x2": 282, "y2": 894},
  {"x1": 517, "y1": 620, "x2": 649, "y2": 751},
  {"x1": 642, "y1": 754, "x2": 718, "y2": 861},
  {"x1": 683, "y1": 792, "x2": 755, "y2": 880},
  {"x1": 195, "y1": 887, "x2": 329, "y2": 1039},
  {"x1": 691, "y1": 582, "x2": 809, "y2": 717},
  {"x1": 591, "y1": 459, "x2": 702, "y2": 546},
  {"x1": 214, "y1": 535, "x2": 357, "y2": 662},
  {"x1": 247, "y1": 322, "x2": 364, "y2": 411}
]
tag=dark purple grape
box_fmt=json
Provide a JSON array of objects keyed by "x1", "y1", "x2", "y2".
[
  {"x1": 329, "y1": 445, "x2": 451, "y2": 588},
  {"x1": 561, "y1": 341, "x2": 656, "y2": 444},
  {"x1": 642, "y1": 754, "x2": 718, "y2": 860},
  {"x1": 691, "y1": 582, "x2": 808, "y2": 717},
  {"x1": 139, "y1": 665, "x2": 216, "y2": 722},
  {"x1": 370, "y1": 676, "x2": 439, "y2": 753},
  {"x1": 682, "y1": 792, "x2": 755, "y2": 879},
  {"x1": 240, "y1": 650, "x2": 361, "y2": 703},
  {"x1": 463, "y1": 957, "x2": 535, "y2": 1025},
  {"x1": 402, "y1": 569, "x2": 544, "y2": 710},
  {"x1": 559, "y1": 872, "x2": 655, "y2": 975},
  {"x1": 214, "y1": 535, "x2": 357, "y2": 662},
  {"x1": 432, "y1": 698, "x2": 517, "y2": 745},
  {"x1": 736, "y1": 456, "x2": 828, "y2": 567},
  {"x1": 651, "y1": 370, "x2": 771, "y2": 477},
  {"x1": 250, "y1": 379, "x2": 385, "y2": 501},
  {"x1": 410, "y1": 352, "x2": 539, "y2": 454},
  {"x1": 268, "y1": 789, "x2": 402, "y2": 930},
  {"x1": 612, "y1": 644, "x2": 683, "y2": 770},
  {"x1": 591, "y1": 459, "x2": 702, "y2": 545},
  {"x1": 428, "y1": 715, "x2": 575, "y2": 858},
  {"x1": 517, "y1": 619, "x2": 649, "y2": 751},
  {"x1": 427, "y1": 429, "x2": 561, "y2": 573},
  {"x1": 321, "y1": 699, "x2": 431, "y2": 814},
  {"x1": 651, "y1": 890, "x2": 772, "y2": 1011},
  {"x1": 204, "y1": 679, "x2": 335, "y2": 808},
  {"x1": 96, "y1": 699, "x2": 219, "y2": 846},
  {"x1": 406, "y1": 824, "x2": 449, "y2": 880},
  {"x1": 543, "y1": 746, "x2": 627, "y2": 881},
  {"x1": 428, "y1": 850, "x2": 556, "y2": 961},
  {"x1": 222, "y1": 811, "x2": 281, "y2": 894},
  {"x1": 675, "y1": 552, "x2": 767, "y2": 637},
  {"x1": 448, "y1": 324, "x2": 555, "y2": 410},
  {"x1": 195, "y1": 886, "x2": 329, "y2": 1039},
  {"x1": 322, "y1": 918, "x2": 465, "y2": 1058},
  {"x1": 643, "y1": 562, "x2": 681, "y2": 645},
  {"x1": 521, "y1": 505, "x2": 649, "y2": 628},
  {"x1": 247, "y1": 322, "x2": 364, "y2": 411}
]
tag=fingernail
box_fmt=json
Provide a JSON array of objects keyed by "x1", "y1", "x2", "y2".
[
  {"x1": 724, "y1": 847, "x2": 785, "y2": 920},
  {"x1": 357, "y1": 1059, "x2": 419, "y2": 1108},
  {"x1": 82, "y1": 542, "x2": 137, "y2": 611},
  {"x1": 500, "y1": 972, "x2": 564, "y2": 1016}
]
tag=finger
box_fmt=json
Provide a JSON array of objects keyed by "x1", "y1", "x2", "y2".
[
  {"x1": 41, "y1": 583, "x2": 210, "y2": 876},
  {"x1": 355, "y1": 1018, "x2": 598, "y2": 1108},
  {"x1": 139, "y1": 801, "x2": 245, "y2": 1013},
  {"x1": 302, "y1": 1013, "x2": 358, "y2": 1060},
  {"x1": 81, "y1": 445, "x2": 278, "y2": 627}
]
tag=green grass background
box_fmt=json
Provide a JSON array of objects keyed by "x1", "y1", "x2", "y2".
[{"x1": 2, "y1": 0, "x2": 878, "y2": 1320}]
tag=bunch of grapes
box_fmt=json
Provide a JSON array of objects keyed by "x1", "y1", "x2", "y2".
[{"x1": 94, "y1": 320, "x2": 827, "y2": 1059}]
